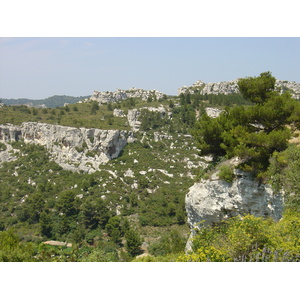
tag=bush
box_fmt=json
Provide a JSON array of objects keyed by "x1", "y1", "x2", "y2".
[
  {"x1": 218, "y1": 165, "x2": 235, "y2": 182},
  {"x1": 125, "y1": 228, "x2": 142, "y2": 257},
  {"x1": 0, "y1": 230, "x2": 35, "y2": 262},
  {"x1": 184, "y1": 213, "x2": 300, "y2": 262},
  {"x1": 177, "y1": 246, "x2": 231, "y2": 262},
  {"x1": 0, "y1": 142, "x2": 7, "y2": 151},
  {"x1": 148, "y1": 230, "x2": 187, "y2": 256}
]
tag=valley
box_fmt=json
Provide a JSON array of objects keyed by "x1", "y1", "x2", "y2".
[{"x1": 1, "y1": 73, "x2": 300, "y2": 262}]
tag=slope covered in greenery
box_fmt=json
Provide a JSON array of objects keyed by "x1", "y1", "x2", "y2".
[{"x1": 1, "y1": 72, "x2": 300, "y2": 262}]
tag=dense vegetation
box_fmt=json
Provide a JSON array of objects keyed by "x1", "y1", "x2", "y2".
[
  {"x1": 1, "y1": 72, "x2": 300, "y2": 262},
  {"x1": 193, "y1": 72, "x2": 300, "y2": 179}
]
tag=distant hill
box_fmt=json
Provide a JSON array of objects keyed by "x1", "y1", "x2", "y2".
[{"x1": 0, "y1": 95, "x2": 90, "y2": 108}]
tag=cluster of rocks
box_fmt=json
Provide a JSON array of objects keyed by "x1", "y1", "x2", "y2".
[
  {"x1": 276, "y1": 80, "x2": 300, "y2": 98},
  {"x1": 178, "y1": 79, "x2": 300, "y2": 99},
  {"x1": 205, "y1": 107, "x2": 223, "y2": 118},
  {"x1": 178, "y1": 79, "x2": 240, "y2": 96},
  {"x1": 0, "y1": 122, "x2": 133, "y2": 173},
  {"x1": 86, "y1": 88, "x2": 165, "y2": 104}
]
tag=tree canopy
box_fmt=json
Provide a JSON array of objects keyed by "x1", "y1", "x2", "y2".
[
  {"x1": 193, "y1": 71, "x2": 300, "y2": 178},
  {"x1": 238, "y1": 71, "x2": 276, "y2": 104}
]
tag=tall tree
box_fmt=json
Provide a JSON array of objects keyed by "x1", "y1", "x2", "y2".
[
  {"x1": 125, "y1": 228, "x2": 142, "y2": 257},
  {"x1": 193, "y1": 72, "x2": 300, "y2": 177}
]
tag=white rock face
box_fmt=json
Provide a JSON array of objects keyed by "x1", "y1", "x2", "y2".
[
  {"x1": 89, "y1": 88, "x2": 165, "y2": 104},
  {"x1": 0, "y1": 124, "x2": 22, "y2": 142},
  {"x1": 0, "y1": 124, "x2": 22, "y2": 165},
  {"x1": 178, "y1": 79, "x2": 240, "y2": 95},
  {"x1": 0, "y1": 122, "x2": 131, "y2": 173},
  {"x1": 186, "y1": 170, "x2": 283, "y2": 229},
  {"x1": 185, "y1": 170, "x2": 284, "y2": 251},
  {"x1": 127, "y1": 109, "x2": 141, "y2": 132},
  {"x1": 205, "y1": 107, "x2": 223, "y2": 118},
  {"x1": 178, "y1": 79, "x2": 300, "y2": 99},
  {"x1": 113, "y1": 109, "x2": 126, "y2": 117}
]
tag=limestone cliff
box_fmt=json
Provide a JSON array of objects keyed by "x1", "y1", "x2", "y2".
[
  {"x1": 87, "y1": 88, "x2": 165, "y2": 104},
  {"x1": 0, "y1": 122, "x2": 132, "y2": 173},
  {"x1": 178, "y1": 79, "x2": 300, "y2": 99},
  {"x1": 185, "y1": 169, "x2": 284, "y2": 251}
]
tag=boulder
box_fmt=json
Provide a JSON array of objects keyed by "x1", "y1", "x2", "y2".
[{"x1": 185, "y1": 169, "x2": 284, "y2": 251}]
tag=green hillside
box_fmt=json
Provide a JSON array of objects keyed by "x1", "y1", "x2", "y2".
[{"x1": 1, "y1": 72, "x2": 300, "y2": 262}]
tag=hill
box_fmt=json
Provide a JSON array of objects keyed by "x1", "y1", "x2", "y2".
[
  {"x1": 0, "y1": 95, "x2": 90, "y2": 108},
  {"x1": 0, "y1": 73, "x2": 300, "y2": 262}
]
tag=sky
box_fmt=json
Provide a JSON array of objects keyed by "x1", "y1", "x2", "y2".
[{"x1": 1, "y1": 37, "x2": 300, "y2": 99}]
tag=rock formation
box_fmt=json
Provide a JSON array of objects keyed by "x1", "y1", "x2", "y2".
[
  {"x1": 0, "y1": 122, "x2": 132, "y2": 173},
  {"x1": 127, "y1": 109, "x2": 142, "y2": 132},
  {"x1": 185, "y1": 168, "x2": 284, "y2": 251},
  {"x1": 87, "y1": 88, "x2": 165, "y2": 104},
  {"x1": 205, "y1": 107, "x2": 223, "y2": 118},
  {"x1": 178, "y1": 79, "x2": 300, "y2": 99},
  {"x1": 126, "y1": 106, "x2": 168, "y2": 132}
]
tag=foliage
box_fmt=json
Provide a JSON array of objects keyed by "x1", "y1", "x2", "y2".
[
  {"x1": 193, "y1": 72, "x2": 300, "y2": 177},
  {"x1": 238, "y1": 71, "x2": 276, "y2": 104},
  {"x1": 177, "y1": 246, "x2": 231, "y2": 262},
  {"x1": 125, "y1": 228, "x2": 142, "y2": 256},
  {"x1": 0, "y1": 230, "x2": 35, "y2": 262},
  {"x1": 218, "y1": 165, "x2": 235, "y2": 182},
  {"x1": 0, "y1": 142, "x2": 7, "y2": 151},
  {"x1": 178, "y1": 213, "x2": 300, "y2": 262},
  {"x1": 179, "y1": 91, "x2": 250, "y2": 108},
  {"x1": 267, "y1": 144, "x2": 300, "y2": 211},
  {"x1": 139, "y1": 110, "x2": 167, "y2": 131},
  {"x1": 133, "y1": 252, "x2": 182, "y2": 262},
  {"x1": 148, "y1": 229, "x2": 187, "y2": 256},
  {"x1": 90, "y1": 101, "x2": 100, "y2": 115},
  {"x1": 0, "y1": 101, "x2": 129, "y2": 130}
]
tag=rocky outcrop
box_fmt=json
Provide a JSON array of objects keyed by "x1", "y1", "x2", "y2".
[
  {"x1": 126, "y1": 106, "x2": 168, "y2": 132},
  {"x1": 179, "y1": 79, "x2": 300, "y2": 99},
  {"x1": 0, "y1": 124, "x2": 22, "y2": 142},
  {"x1": 185, "y1": 169, "x2": 284, "y2": 251},
  {"x1": 127, "y1": 109, "x2": 142, "y2": 132},
  {"x1": 205, "y1": 107, "x2": 223, "y2": 118},
  {"x1": 113, "y1": 109, "x2": 126, "y2": 117},
  {"x1": 0, "y1": 124, "x2": 22, "y2": 165},
  {"x1": 0, "y1": 122, "x2": 132, "y2": 173},
  {"x1": 88, "y1": 88, "x2": 165, "y2": 104}
]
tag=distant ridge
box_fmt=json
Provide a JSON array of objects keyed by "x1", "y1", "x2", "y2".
[{"x1": 0, "y1": 95, "x2": 90, "y2": 108}]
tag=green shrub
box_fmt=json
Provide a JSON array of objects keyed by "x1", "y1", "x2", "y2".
[
  {"x1": 0, "y1": 142, "x2": 7, "y2": 151},
  {"x1": 218, "y1": 165, "x2": 235, "y2": 182},
  {"x1": 148, "y1": 230, "x2": 187, "y2": 256}
]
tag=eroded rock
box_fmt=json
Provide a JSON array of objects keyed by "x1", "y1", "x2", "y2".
[
  {"x1": 0, "y1": 122, "x2": 132, "y2": 173},
  {"x1": 185, "y1": 170, "x2": 284, "y2": 251}
]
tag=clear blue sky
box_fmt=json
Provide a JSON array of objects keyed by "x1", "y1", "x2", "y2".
[{"x1": 1, "y1": 37, "x2": 299, "y2": 99}]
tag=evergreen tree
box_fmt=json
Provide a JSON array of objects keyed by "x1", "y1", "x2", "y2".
[
  {"x1": 125, "y1": 228, "x2": 142, "y2": 256},
  {"x1": 193, "y1": 72, "x2": 300, "y2": 177}
]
